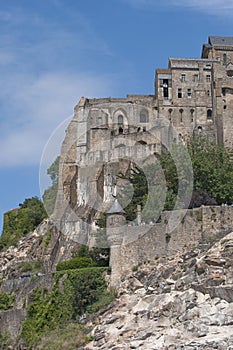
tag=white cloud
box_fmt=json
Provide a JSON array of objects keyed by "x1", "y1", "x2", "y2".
[
  {"x1": 171, "y1": 0, "x2": 233, "y2": 11},
  {"x1": 0, "y1": 5, "x2": 115, "y2": 168},
  {"x1": 0, "y1": 71, "x2": 113, "y2": 167},
  {"x1": 124, "y1": 0, "x2": 233, "y2": 15}
]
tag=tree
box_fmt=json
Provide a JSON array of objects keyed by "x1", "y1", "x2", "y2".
[
  {"x1": 118, "y1": 136, "x2": 233, "y2": 222},
  {"x1": 187, "y1": 136, "x2": 233, "y2": 205},
  {"x1": 118, "y1": 162, "x2": 172, "y2": 223},
  {"x1": 0, "y1": 197, "x2": 47, "y2": 251}
]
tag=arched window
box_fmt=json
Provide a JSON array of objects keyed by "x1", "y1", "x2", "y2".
[
  {"x1": 118, "y1": 115, "x2": 123, "y2": 125},
  {"x1": 190, "y1": 109, "x2": 194, "y2": 122},
  {"x1": 168, "y1": 108, "x2": 173, "y2": 121},
  {"x1": 207, "y1": 109, "x2": 212, "y2": 120},
  {"x1": 223, "y1": 53, "x2": 227, "y2": 65},
  {"x1": 139, "y1": 110, "x2": 148, "y2": 123},
  {"x1": 179, "y1": 108, "x2": 183, "y2": 123}
]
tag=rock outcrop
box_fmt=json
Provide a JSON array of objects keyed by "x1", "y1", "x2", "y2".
[{"x1": 81, "y1": 231, "x2": 233, "y2": 349}]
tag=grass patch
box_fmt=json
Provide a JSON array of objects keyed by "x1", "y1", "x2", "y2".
[
  {"x1": 0, "y1": 332, "x2": 12, "y2": 348},
  {"x1": 18, "y1": 260, "x2": 43, "y2": 273},
  {"x1": 56, "y1": 257, "x2": 93, "y2": 271},
  {"x1": 35, "y1": 323, "x2": 92, "y2": 350},
  {"x1": 195, "y1": 210, "x2": 203, "y2": 222}
]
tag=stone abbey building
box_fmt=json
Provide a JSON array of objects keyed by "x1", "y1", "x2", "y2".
[
  {"x1": 54, "y1": 36, "x2": 233, "y2": 246},
  {"x1": 156, "y1": 35, "x2": 233, "y2": 149}
]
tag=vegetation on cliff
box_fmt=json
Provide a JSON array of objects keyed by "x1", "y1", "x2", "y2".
[
  {"x1": 20, "y1": 267, "x2": 114, "y2": 348},
  {"x1": 118, "y1": 136, "x2": 233, "y2": 223},
  {"x1": 0, "y1": 197, "x2": 47, "y2": 251},
  {"x1": 0, "y1": 291, "x2": 15, "y2": 310}
]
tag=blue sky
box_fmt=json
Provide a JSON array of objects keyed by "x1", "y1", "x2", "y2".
[{"x1": 0, "y1": 0, "x2": 233, "y2": 231}]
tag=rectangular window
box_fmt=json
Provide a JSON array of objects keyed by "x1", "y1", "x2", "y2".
[
  {"x1": 181, "y1": 74, "x2": 186, "y2": 82},
  {"x1": 163, "y1": 79, "x2": 169, "y2": 99},
  {"x1": 193, "y1": 74, "x2": 199, "y2": 82},
  {"x1": 178, "y1": 88, "x2": 182, "y2": 98},
  {"x1": 206, "y1": 75, "x2": 211, "y2": 83},
  {"x1": 187, "y1": 88, "x2": 192, "y2": 98}
]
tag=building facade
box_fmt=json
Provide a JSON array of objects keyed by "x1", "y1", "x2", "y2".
[{"x1": 54, "y1": 36, "x2": 233, "y2": 243}]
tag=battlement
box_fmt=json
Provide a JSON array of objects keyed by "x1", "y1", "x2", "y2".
[{"x1": 108, "y1": 205, "x2": 233, "y2": 285}]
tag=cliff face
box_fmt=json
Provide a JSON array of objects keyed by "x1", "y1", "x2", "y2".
[
  {"x1": 82, "y1": 231, "x2": 233, "y2": 350},
  {"x1": 0, "y1": 218, "x2": 79, "y2": 345},
  {"x1": 0, "y1": 218, "x2": 233, "y2": 348}
]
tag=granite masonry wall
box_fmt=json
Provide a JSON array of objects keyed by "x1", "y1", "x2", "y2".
[{"x1": 109, "y1": 205, "x2": 233, "y2": 285}]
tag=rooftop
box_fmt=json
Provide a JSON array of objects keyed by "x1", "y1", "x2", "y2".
[
  {"x1": 209, "y1": 36, "x2": 233, "y2": 46},
  {"x1": 107, "y1": 199, "x2": 125, "y2": 214}
]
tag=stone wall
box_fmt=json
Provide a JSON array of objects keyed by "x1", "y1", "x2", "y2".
[
  {"x1": 109, "y1": 205, "x2": 233, "y2": 285},
  {"x1": 54, "y1": 36, "x2": 233, "y2": 253}
]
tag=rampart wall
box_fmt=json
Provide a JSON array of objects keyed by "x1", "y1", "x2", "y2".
[{"x1": 109, "y1": 205, "x2": 233, "y2": 285}]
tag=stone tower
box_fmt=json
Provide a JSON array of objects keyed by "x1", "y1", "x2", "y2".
[{"x1": 106, "y1": 199, "x2": 126, "y2": 286}]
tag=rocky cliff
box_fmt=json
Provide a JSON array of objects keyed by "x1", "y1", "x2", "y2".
[
  {"x1": 81, "y1": 231, "x2": 233, "y2": 350},
  {"x1": 1, "y1": 219, "x2": 233, "y2": 349}
]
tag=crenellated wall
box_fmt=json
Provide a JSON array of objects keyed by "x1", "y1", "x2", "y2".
[{"x1": 108, "y1": 205, "x2": 233, "y2": 285}]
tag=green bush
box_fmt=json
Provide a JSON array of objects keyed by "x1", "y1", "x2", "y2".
[
  {"x1": 0, "y1": 292, "x2": 15, "y2": 310},
  {"x1": 20, "y1": 267, "x2": 111, "y2": 348},
  {"x1": 73, "y1": 244, "x2": 110, "y2": 267},
  {"x1": 56, "y1": 257, "x2": 93, "y2": 271}
]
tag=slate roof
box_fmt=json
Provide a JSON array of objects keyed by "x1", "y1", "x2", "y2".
[
  {"x1": 107, "y1": 199, "x2": 125, "y2": 214},
  {"x1": 209, "y1": 36, "x2": 233, "y2": 46}
]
